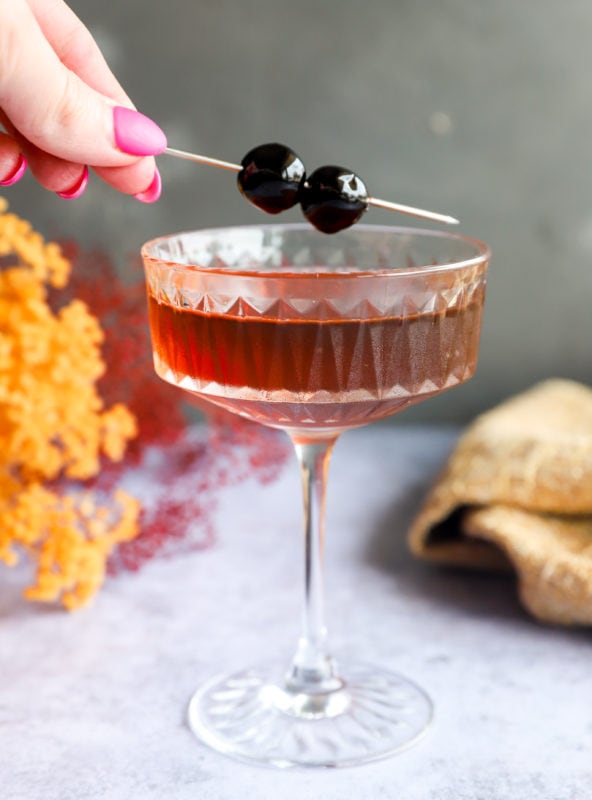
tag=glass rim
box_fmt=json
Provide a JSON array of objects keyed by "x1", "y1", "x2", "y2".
[{"x1": 141, "y1": 222, "x2": 491, "y2": 279}]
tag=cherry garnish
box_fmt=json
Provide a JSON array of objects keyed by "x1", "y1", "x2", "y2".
[
  {"x1": 237, "y1": 143, "x2": 306, "y2": 214},
  {"x1": 163, "y1": 144, "x2": 459, "y2": 230},
  {"x1": 299, "y1": 166, "x2": 368, "y2": 234}
]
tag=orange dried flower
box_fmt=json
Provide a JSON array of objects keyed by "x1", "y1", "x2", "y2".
[{"x1": 0, "y1": 197, "x2": 140, "y2": 609}]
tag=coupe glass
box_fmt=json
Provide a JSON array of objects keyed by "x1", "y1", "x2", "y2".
[{"x1": 141, "y1": 223, "x2": 490, "y2": 768}]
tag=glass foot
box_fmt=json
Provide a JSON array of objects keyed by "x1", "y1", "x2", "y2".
[{"x1": 188, "y1": 661, "x2": 433, "y2": 768}]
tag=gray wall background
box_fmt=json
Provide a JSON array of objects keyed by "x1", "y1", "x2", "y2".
[{"x1": 5, "y1": 1, "x2": 592, "y2": 423}]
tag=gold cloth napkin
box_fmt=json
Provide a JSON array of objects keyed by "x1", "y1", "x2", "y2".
[{"x1": 408, "y1": 380, "x2": 592, "y2": 625}]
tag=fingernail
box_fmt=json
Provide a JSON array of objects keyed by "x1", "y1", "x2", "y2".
[
  {"x1": 114, "y1": 107, "x2": 167, "y2": 156},
  {"x1": 0, "y1": 153, "x2": 27, "y2": 186},
  {"x1": 133, "y1": 168, "x2": 162, "y2": 204},
  {"x1": 56, "y1": 166, "x2": 89, "y2": 199}
]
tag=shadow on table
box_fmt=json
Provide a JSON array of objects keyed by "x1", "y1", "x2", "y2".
[
  {"x1": 363, "y1": 476, "x2": 592, "y2": 643},
  {"x1": 0, "y1": 564, "x2": 63, "y2": 620},
  {"x1": 0, "y1": 589, "x2": 40, "y2": 620}
]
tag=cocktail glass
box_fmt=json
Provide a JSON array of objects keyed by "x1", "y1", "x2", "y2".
[{"x1": 141, "y1": 223, "x2": 490, "y2": 768}]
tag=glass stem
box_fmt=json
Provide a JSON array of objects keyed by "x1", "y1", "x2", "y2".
[{"x1": 285, "y1": 436, "x2": 342, "y2": 695}]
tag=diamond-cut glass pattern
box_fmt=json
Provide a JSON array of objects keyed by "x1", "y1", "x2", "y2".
[{"x1": 143, "y1": 226, "x2": 488, "y2": 433}]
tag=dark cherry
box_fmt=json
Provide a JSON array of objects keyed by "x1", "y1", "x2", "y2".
[
  {"x1": 237, "y1": 143, "x2": 306, "y2": 214},
  {"x1": 299, "y1": 166, "x2": 368, "y2": 233}
]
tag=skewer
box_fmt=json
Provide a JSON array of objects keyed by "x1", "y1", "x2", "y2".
[
  {"x1": 164, "y1": 147, "x2": 240, "y2": 173},
  {"x1": 365, "y1": 197, "x2": 458, "y2": 226},
  {"x1": 163, "y1": 147, "x2": 459, "y2": 226}
]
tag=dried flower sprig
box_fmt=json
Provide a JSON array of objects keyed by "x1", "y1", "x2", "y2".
[{"x1": 0, "y1": 197, "x2": 139, "y2": 609}]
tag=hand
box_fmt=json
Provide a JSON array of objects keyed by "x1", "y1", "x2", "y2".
[{"x1": 0, "y1": 0, "x2": 167, "y2": 202}]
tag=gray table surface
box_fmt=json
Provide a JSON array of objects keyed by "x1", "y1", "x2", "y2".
[{"x1": 1, "y1": 425, "x2": 590, "y2": 799}]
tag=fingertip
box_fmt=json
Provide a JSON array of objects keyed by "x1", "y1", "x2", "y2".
[
  {"x1": 133, "y1": 167, "x2": 162, "y2": 204},
  {"x1": 113, "y1": 107, "x2": 167, "y2": 157},
  {"x1": 56, "y1": 166, "x2": 89, "y2": 199},
  {"x1": 0, "y1": 153, "x2": 27, "y2": 186}
]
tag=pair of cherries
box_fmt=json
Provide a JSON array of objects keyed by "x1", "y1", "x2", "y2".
[{"x1": 237, "y1": 143, "x2": 368, "y2": 234}]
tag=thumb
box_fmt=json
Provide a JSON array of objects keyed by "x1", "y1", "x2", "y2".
[{"x1": 0, "y1": 0, "x2": 166, "y2": 166}]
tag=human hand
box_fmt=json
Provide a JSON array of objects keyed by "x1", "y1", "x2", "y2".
[{"x1": 0, "y1": 0, "x2": 167, "y2": 202}]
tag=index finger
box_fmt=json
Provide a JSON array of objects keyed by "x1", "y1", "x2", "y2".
[{"x1": 28, "y1": 0, "x2": 131, "y2": 106}]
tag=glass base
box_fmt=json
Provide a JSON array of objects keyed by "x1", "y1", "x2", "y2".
[{"x1": 187, "y1": 661, "x2": 433, "y2": 768}]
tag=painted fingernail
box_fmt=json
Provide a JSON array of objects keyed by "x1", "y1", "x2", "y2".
[
  {"x1": 0, "y1": 153, "x2": 27, "y2": 186},
  {"x1": 56, "y1": 166, "x2": 89, "y2": 199},
  {"x1": 133, "y1": 168, "x2": 162, "y2": 204},
  {"x1": 114, "y1": 107, "x2": 167, "y2": 156}
]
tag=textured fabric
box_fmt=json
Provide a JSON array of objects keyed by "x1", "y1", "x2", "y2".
[{"x1": 408, "y1": 380, "x2": 592, "y2": 625}]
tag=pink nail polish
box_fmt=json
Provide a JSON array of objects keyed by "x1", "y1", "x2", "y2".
[
  {"x1": 56, "y1": 166, "x2": 89, "y2": 199},
  {"x1": 114, "y1": 107, "x2": 167, "y2": 156},
  {"x1": 0, "y1": 154, "x2": 27, "y2": 186},
  {"x1": 134, "y1": 168, "x2": 162, "y2": 204}
]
